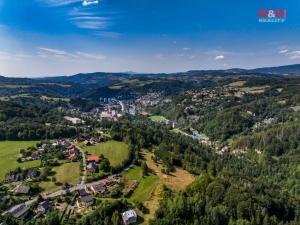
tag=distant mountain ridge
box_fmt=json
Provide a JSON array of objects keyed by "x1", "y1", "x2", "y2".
[
  {"x1": 251, "y1": 64, "x2": 300, "y2": 75},
  {"x1": 1, "y1": 63, "x2": 300, "y2": 86}
]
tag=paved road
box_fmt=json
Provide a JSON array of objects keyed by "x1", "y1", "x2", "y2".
[
  {"x1": 3, "y1": 139, "x2": 134, "y2": 216},
  {"x1": 44, "y1": 163, "x2": 133, "y2": 198}
]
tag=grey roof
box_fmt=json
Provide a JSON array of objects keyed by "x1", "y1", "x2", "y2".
[
  {"x1": 38, "y1": 201, "x2": 51, "y2": 211},
  {"x1": 87, "y1": 162, "x2": 97, "y2": 170},
  {"x1": 11, "y1": 204, "x2": 29, "y2": 218},
  {"x1": 78, "y1": 189, "x2": 89, "y2": 196},
  {"x1": 27, "y1": 169, "x2": 38, "y2": 177},
  {"x1": 79, "y1": 195, "x2": 94, "y2": 203},
  {"x1": 14, "y1": 185, "x2": 30, "y2": 194}
]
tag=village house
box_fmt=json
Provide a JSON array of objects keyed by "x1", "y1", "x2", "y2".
[
  {"x1": 4, "y1": 174, "x2": 19, "y2": 183},
  {"x1": 89, "y1": 183, "x2": 107, "y2": 195},
  {"x1": 76, "y1": 195, "x2": 94, "y2": 208},
  {"x1": 84, "y1": 140, "x2": 93, "y2": 146},
  {"x1": 37, "y1": 201, "x2": 51, "y2": 213},
  {"x1": 64, "y1": 116, "x2": 85, "y2": 125},
  {"x1": 26, "y1": 168, "x2": 39, "y2": 180},
  {"x1": 12, "y1": 185, "x2": 31, "y2": 195},
  {"x1": 139, "y1": 111, "x2": 150, "y2": 117},
  {"x1": 86, "y1": 162, "x2": 97, "y2": 173},
  {"x1": 87, "y1": 155, "x2": 100, "y2": 163},
  {"x1": 78, "y1": 188, "x2": 89, "y2": 197},
  {"x1": 104, "y1": 177, "x2": 114, "y2": 186},
  {"x1": 122, "y1": 209, "x2": 137, "y2": 225},
  {"x1": 10, "y1": 203, "x2": 30, "y2": 219}
]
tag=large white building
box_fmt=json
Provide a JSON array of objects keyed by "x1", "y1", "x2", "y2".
[{"x1": 122, "y1": 209, "x2": 137, "y2": 225}]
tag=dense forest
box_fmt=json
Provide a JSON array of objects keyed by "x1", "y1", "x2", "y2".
[{"x1": 0, "y1": 100, "x2": 76, "y2": 140}]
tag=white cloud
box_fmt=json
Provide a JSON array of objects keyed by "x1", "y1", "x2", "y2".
[
  {"x1": 182, "y1": 47, "x2": 191, "y2": 51},
  {"x1": 279, "y1": 49, "x2": 288, "y2": 54},
  {"x1": 82, "y1": 0, "x2": 99, "y2": 7},
  {"x1": 39, "y1": 47, "x2": 67, "y2": 55},
  {"x1": 39, "y1": 0, "x2": 82, "y2": 7},
  {"x1": 38, "y1": 47, "x2": 106, "y2": 61},
  {"x1": 68, "y1": 7, "x2": 94, "y2": 16},
  {"x1": 215, "y1": 55, "x2": 225, "y2": 60},
  {"x1": 70, "y1": 16, "x2": 108, "y2": 30},
  {"x1": 76, "y1": 51, "x2": 105, "y2": 60},
  {"x1": 279, "y1": 49, "x2": 300, "y2": 60},
  {"x1": 0, "y1": 51, "x2": 32, "y2": 60},
  {"x1": 287, "y1": 51, "x2": 300, "y2": 60}
]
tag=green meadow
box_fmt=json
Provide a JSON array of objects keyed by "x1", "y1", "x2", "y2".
[
  {"x1": 84, "y1": 141, "x2": 130, "y2": 168},
  {"x1": 0, "y1": 141, "x2": 40, "y2": 180}
]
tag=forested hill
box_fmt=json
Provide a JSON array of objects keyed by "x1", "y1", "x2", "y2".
[{"x1": 107, "y1": 75, "x2": 300, "y2": 225}]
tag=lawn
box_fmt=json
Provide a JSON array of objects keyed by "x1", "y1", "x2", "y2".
[
  {"x1": 123, "y1": 166, "x2": 142, "y2": 180},
  {"x1": 54, "y1": 162, "x2": 80, "y2": 185},
  {"x1": 84, "y1": 141, "x2": 130, "y2": 168},
  {"x1": 0, "y1": 141, "x2": 40, "y2": 180},
  {"x1": 40, "y1": 162, "x2": 80, "y2": 194},
  {"x1": 129, "y1": 174, "x2": 159, "y2": 203},
  {"x1": 150, "y1": 115, "x2": 167, "y2": 122},
  {"x1": 123, "y1": 165, "x2": 159, "y2": 203}
]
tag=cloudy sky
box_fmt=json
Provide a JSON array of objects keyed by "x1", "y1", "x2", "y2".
[{"x1": 0, "y1": 0, "x2": 299, "y2": 77}]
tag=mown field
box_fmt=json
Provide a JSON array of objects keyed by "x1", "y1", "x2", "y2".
[
  {"x1": 150, "y1": 115, "x2": 167, "y2": 122},
  {"x1": 0, "y1": 141, "x2": 39, "y2": 180},
  {"x1": 40, "y1": 162, "x2": 81, "y2": 194},
  {"x1": 123, "y1": 165, "x2": 159, "y2": 203},
  {"x1": 84, "y1": 141, "x2": 130, "y2": 167}
]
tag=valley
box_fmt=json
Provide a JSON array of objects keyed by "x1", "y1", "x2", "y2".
[{"x1": 0, "y1": 68, "x2": 300, "y2": 225}]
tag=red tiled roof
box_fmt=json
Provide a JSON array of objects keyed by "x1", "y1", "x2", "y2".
[
  {"x1": 88, "y1": 156, "x2": 100, "y2": 162},
  {"x1": 68, "y1": 153, "x2": 77, "y2": 159}
]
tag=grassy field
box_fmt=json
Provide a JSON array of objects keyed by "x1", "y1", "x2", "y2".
[
  {"x1": 54, "y1": 162, "x2": 80, "y2": 185},
  {"x1": 150, "y1": 115, "x2": 167, "y2": 122},
  {"x1": 123, "y1": 164, "x2": 159, "y2": 203},
  {"x1": 123, "y1": 166, "x2": 142, "y2": 180},
  {"x1": 0, "y1": 141, "x2": 40, "y2": 180},
  {"x1": 40, "y1": 162, "x2": 80, "y2": 194},
  {"x1": 84, "y1": 141, "x2": 130, "y2": 167},
  {"x1": 129, "y1": 174, "x2": 159, "y2": 203},
  {"x1": 39, "y1": 181, "x2": 60, "y2": 194}
]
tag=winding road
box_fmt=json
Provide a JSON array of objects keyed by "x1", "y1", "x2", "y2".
[{"x1": 2, "y1": 143, "x2": 133, "y2": 217}]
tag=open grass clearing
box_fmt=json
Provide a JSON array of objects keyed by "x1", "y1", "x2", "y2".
[
  {"x1": 0, "y1": 141, "x2": 40, "y2": 180},
  {"x1": 84, "y1": 141, "x2": 130, "y2": 168},
  {"x1": 150, "y1": 115, "x2": 167, "y2": 122},
  {"x1": 123, "y1": 166, "x2": 142, "y2": 180},
  {"x1": 143, "y1": 151, "x2": 195, "y2": 191},
  {"x1": 225, "y1": 80, "x2": 247, "y2": 87},
  {"x1": 128, "y1": 173, "x2": 159, "y2": 203},
  {"x1": 138, "y1": 150, "x2": 195, "y2": 224},
  {"x1": 53, "y1": 162, "x2": 81, "y2": 185},
  {"x1": 40, "y1": 162, "x2": 80, "y2": 194}
]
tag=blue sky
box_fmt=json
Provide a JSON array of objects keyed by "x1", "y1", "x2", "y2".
[{"x1": 0, "y1": 0, "x2": 299, "y2": 77}]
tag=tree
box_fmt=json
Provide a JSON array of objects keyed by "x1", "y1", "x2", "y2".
[
  {"x1": 111, "y1": 210, "x2": 120, "y2": 225},
  {"x1": 142, "y1": 162, "x2": 148, "y2": 177}
]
